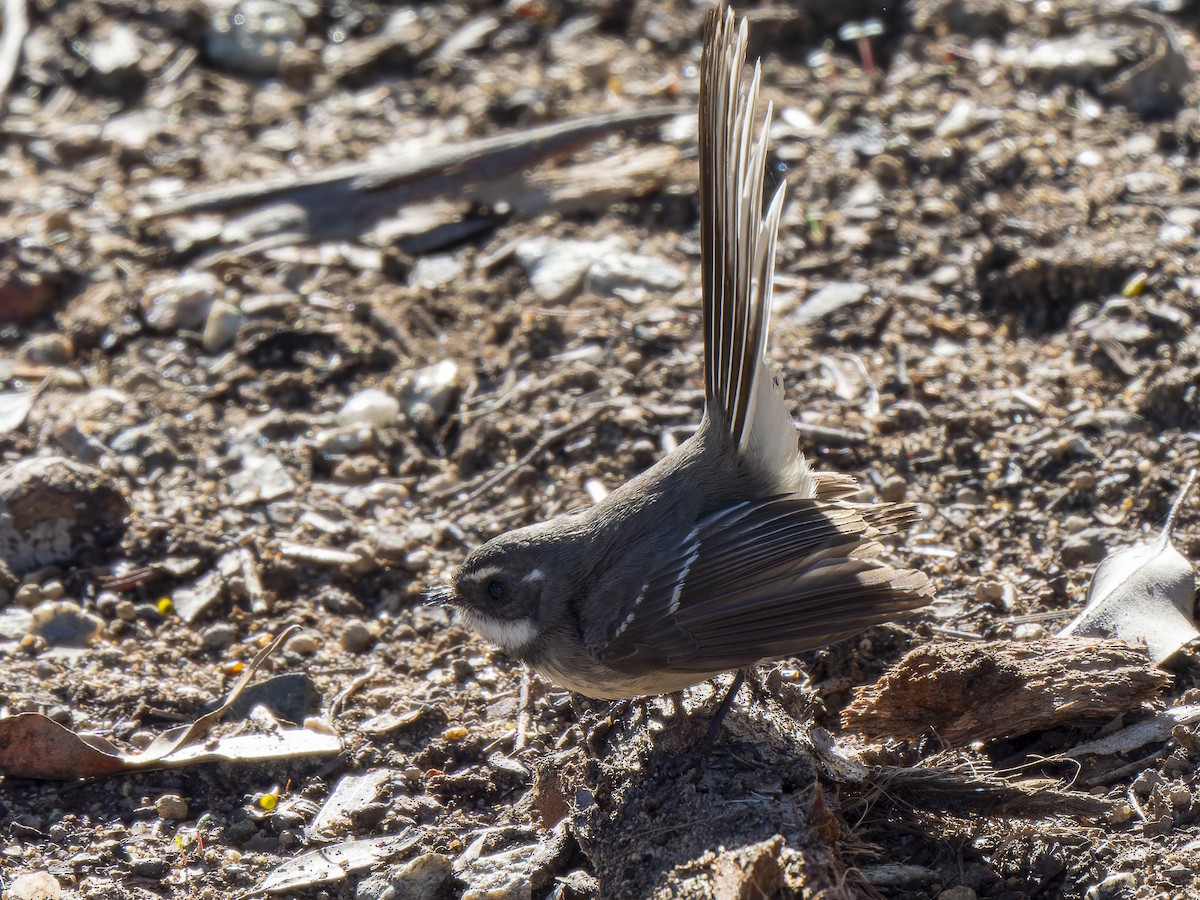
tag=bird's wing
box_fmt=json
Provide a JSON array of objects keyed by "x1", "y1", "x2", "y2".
[
  {"x1": 700, "y1": 8, "x2": 813, "y2": 496},
  {"x1": 593, "y1": 497, "x2": 933, "y2": 677}
]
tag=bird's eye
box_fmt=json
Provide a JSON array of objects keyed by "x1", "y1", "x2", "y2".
[{"x1": 487, "y1": 580, "x2": 505, "y2": 600}]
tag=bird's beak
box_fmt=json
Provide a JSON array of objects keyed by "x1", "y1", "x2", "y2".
[{"x1": 423, "y1": 583, "x2": 457, "y2": 607}]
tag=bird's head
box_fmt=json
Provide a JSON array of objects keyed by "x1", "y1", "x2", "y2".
[{"x1": 430, "y1": 517, "x2": 585, "y2": 657}]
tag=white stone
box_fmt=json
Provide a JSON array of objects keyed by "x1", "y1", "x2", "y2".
[
  {"x1": 8, "y1": 872, "x2": 61, "y2": 900},
  {"x1": 402, "y1": 361, "x2": 461, "y2": 424},
  {"x1": 516, "y1": 235, "x2": 624, "y2": 302},
  {"x1": 202, "y1": 300, "x2": 244, "y2": 353},
  {"x1": 337, "y1": 389, "x2": 400, "y2": 429},
  {"x1": 143, "y1": 272, "x2": 221, "y2": 332}
]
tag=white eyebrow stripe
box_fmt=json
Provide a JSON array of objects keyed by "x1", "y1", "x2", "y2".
[
  {"x1": 523, "y1": 569, "x2": 545, "y2": 583},
  {"x1": 466, "y1": 565, "x2": 504, "y2": 584}
]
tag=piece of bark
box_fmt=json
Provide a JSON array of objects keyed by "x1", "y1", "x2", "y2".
[
  {"x1": 469, "y1": 145, "x2": 683, "y2": 220},
  {"x1": 843, "y1": 638, "x2": 1169, "y2": 745},
  {"x1": 141, "y1": 105, "x2": 683, "y2": 245}
]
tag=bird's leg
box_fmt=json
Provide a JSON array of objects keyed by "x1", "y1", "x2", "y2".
[
  {"x1": 514, "y1": 670, "x2": 532, "y2": 753},
  {"x1": 743, "y1": 666, "x2": 769, "y2": 706},
  {"x1": 704, "y1": 668, "x2": 748, "y2": 746}
]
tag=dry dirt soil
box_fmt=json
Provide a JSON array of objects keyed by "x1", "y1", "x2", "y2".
[{"x1": 3, "y1": 0, "x2": 1200, "y2": 898}]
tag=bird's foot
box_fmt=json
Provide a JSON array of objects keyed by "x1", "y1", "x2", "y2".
[{"x1": 703, "y1": 668, "x2": 749, "y2": 748}]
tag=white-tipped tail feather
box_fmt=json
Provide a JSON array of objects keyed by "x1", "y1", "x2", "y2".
[{"x1": 700, "y1": 10, "x2": 814, "y2": 497}]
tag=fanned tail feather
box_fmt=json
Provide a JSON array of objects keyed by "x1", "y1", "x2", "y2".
[{"x1": 700, "y1": 9, "x2": 813, "y2": 496}]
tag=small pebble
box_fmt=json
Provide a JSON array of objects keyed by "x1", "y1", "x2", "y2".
[
  {"x1": 40, "y1": 580, "x2": 65, "y2": 601},
  {"x1": 516, "y1": 235, "x2": 624, "y2": 302},
  {"x1": 130, "y1": 857, "x2": 168, "y2": 879},
  {"x1": 401, "y1": 361, "x2": 462, "y2": 433},
  {"x1": 8, "y1": 872, "x2": 62, "y2": 900},
  {"x1": 930, "y1": 265, "x2": 961, "y2": 287},
  {"x1": 313, "y1": 425, "x2": 374, "y2": 455},
  {"x1": 340, "y1": 618, "x2": 374, "y2": 653},
  {"x1": 955, "y1": 487, "x2": 983, "y2": 506},
  {"x1": 285, "y1": 631, "x2": 319, "y2": 655},
  {"x1": 409, "y1": 254, "x2": 465, "y2": 290},
  {"x1": 1108, "y1": 801, "x2": 1133, "y2": 825},
  {"x1": 21, "y1": 334, "x2": 74, "y2": 365},
  {"x1": 202, "y1": 623, "x2": 238, "y2": 651},
  {"x1": 1012, "y1": 623, "x2": 1045, "y2": 641},
  {"x1": 86, "y1": 21, "x2": 140, "y2": 79},
  {"x1": 587, "y1": 250, "x2": 687, "y2": 297},
  {"x1": 1060, "y1": 527, "x2": 1114, "y2": 566},
  {"x1": 142, "y1": 271, "x2": 220, "y2": 331},
  {"x1": 202, "y1": 300, "x2": 244, "y2": 353},
  {"x1": 19, "y1": 633, "x2": 47, "y2": 654},
  {"x1": 790, "y1": 282, "x2": 868, "y2": 326},
  {"x1": 156, "y1": 793, "x2": 189, "y2": 821},
  {"x1": 337, "y1": 389, "x2": 400, "y2": 429},
  {"x1": 879, "y1": 475, "x2": 907, "y2": 502},
  {"x1": 135, "y1": 602, "x2": 165, "y2": 622},
  {"x1": 346, "y1": 541, "x2": 378, "y2": 575},
  {"x1": 0, "y1": 458, "x2": 129, "y2": 575},
  {"x1": 15, "y1": 583, "x2": 43, "y2": 607},
  {"x1": 206, "y1": 0, "x2": 304, "y2": 76},
  {"x1": 975, "y1": 581, "x2": 1004, "y2": 602},
  {"x1": 935, "y1": 99, "x2": 977, "y2": 138},
  {"x1": 30, "y1": 600, "x2": 104, "y2": 645},
  {"x1": 115, "y1": 600, "x2": 137, "y2": 621}
]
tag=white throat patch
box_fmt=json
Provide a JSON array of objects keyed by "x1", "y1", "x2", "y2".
[{"x1": 466, "y1": 613, "x2": 538, "y2": 653}]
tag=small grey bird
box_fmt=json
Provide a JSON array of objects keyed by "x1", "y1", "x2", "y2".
[{"x1": 436, "y1": 6, "x2": 932, "y2": 701}]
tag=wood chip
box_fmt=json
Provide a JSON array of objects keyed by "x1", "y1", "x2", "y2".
[{"x1": 842, "y1": 638, "x2": 1169, "y2": 745}]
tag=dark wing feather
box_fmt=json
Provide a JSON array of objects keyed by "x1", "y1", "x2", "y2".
[{"x1": 594, "y1": 497, "x2": 932, "y2": 677}]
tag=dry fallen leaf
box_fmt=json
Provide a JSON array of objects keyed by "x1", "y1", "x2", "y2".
[
  {"x1": 310, "y1": 769, "x2": 397, "y2": 837},
  {"x1": 0, "y1": 390, "x2": 34, "y2": 434},
  {"x1": 240, "y1": 831, "x2": 419, "y2": 897},
  {"x1": 1059, "y1": 470, "x2": 1199, "y2": 664},
  {"x1": 0, "y1": 626, "x2": 340, "y2": 779}
]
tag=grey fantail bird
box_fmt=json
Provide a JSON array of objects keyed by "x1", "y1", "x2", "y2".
[{"x1": 434, "y1": 6, "x2": 933, "y2": 701}]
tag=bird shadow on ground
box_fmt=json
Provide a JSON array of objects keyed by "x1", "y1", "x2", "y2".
[{"x1": 564, "y1": 682, "x2": 864, "y2": 896}]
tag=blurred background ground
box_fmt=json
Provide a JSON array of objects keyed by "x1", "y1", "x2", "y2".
[{"x1": 2, "y1": 0, "x2": 1200, "y2": 897}]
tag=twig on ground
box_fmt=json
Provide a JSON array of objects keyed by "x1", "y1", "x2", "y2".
[
  {"x1": 331, "y1": 668, "x2": 378, "y2": 718},
  {"x1": 438, "y1": 406, "x2": 608, "y2": 513}
]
